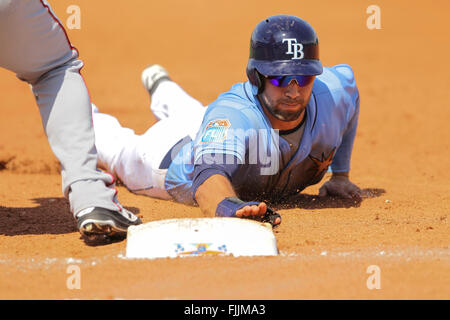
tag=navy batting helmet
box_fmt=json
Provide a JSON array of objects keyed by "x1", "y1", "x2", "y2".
[{"x1": 246, "y1": 15, "x2": 323, "y2": 92}]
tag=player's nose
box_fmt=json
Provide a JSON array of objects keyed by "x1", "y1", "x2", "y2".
[{"x1": 284, "y1": 81, "x2": 302, "y2": 99}]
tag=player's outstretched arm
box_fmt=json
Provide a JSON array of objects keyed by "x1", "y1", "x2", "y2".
[
  {"x1": 318, "y1": 171, "x2": 361, "y2": 200},
  {"x1": 194, "y1": 174, "x2": 281, "y2": 225},
  {"x1": 195, "y1": 174, "x2": 237, "y2": 216}
]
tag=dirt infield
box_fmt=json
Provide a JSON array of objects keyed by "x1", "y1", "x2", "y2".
[{"x1": 0, "y1": 0, "x2": 449, "y2": 299}]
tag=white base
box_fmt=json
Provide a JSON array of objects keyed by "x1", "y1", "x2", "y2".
[{"x1": 125, "y1": 218, "x2": 278, "y2": 259}]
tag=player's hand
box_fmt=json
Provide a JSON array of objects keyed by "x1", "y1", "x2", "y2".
[
  {"x1": 235, "y1": 202, "x2": 282, "y2": 226},
  {"x1": 318, "y1": 175, "x2": 361, "y2": 200}
]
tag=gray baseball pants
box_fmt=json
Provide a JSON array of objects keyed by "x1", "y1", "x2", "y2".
[{"x1": 0, "y1": 0, "x2": 123, "y2": 215}]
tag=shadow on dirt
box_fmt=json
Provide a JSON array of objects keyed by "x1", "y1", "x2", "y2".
[
  {"x1": 0, "y1": 189, "x2": 384, "y2": 236},
  {"x1": 0, "y1": 197, "x2": 140, "y2": 236},
  {"x1": 271, "y1": 188, "x2": 386, "y2": 210}
]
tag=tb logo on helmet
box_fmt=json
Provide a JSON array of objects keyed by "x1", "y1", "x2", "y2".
[{"x1": 282, "y1": 38, "x2": 304, "y2": 60}]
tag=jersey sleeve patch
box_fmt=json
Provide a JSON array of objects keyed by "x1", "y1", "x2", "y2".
[{"x1": 201, "y1": 119, "x2": 231, "y2": 144}]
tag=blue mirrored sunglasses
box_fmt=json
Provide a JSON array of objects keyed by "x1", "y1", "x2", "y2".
[{"x1": 266, "y1": 75, "x2": 314, "y2": 87}]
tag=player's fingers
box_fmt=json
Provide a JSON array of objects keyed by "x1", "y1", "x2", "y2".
[
  {"x1": 262, "y1": 208, "x2": 282, "y2": 227},
  {"x1": 350, "y1": 188, "x2": 362, "y2": 200},
  {"x1": 241, "y1": 206, "x2": 253, "y2": 217},
  {"x1": 337, "y1": 187, "x2": 353, "y2": 199},
  {"x1": 258, "y1": 202, "x2": 267, "y2": 215},
  {"x1": 235, "y1": 207, "x2": 246, "y2": 217},
  {"x1": 344, "y1": 184, "x2": 361, "y2": 199},
  {"x1": 274, "y1": 216, "x2": 282, "y2": 225},
  {"x1": 236, "y1": 203, "x2": 269, "y2": 219},
  {"x1": 318, "y1": 185, "x2": 328, "y2": 197},
  {"x1": 236, "y1": 205, "x2": 258, "y2": 217},
  {"x1": 250, "y1": 205, "x2": 261, "y2": 217}
]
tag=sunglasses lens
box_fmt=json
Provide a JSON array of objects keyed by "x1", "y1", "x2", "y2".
[
  {"x1": 268, "y1": 76, "x2": 283, "y2": 87},
  {"x1": 295, "y1": 75, "x2": 314, "y2": 86},
  {"x1": 267, "y1": 75, "x2": 313, "y2": 87}
]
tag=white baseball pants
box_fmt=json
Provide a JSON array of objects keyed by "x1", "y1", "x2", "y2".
[{"x1": 92, "y1": 81, "x2": 207, "y2": 199}]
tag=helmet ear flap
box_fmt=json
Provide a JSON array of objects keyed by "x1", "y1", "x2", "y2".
[
  {"x1": 255, "y1": 70, "x2": 265, "y2": 94},
  {"x1": 247, "y1": 68, "x2": 265, "y2": 95}
]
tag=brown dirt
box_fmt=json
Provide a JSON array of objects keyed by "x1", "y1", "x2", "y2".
[{"x1": 0, "y1": 0, "x2": 449, "y2": 299}]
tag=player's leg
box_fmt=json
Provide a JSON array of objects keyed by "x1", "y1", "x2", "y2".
[
  {"x1": 141, "y1": 65, "x2": 207, "y2": 125},
  {"x1": 92, "y1": 100, "x2": 204, "y2": 200},
  {"x1": 91, "y1": 105, "x2": 161, "y2": 197},
  {"x1": 0, "y1": 0, "x2": 141, "y2": 241}
]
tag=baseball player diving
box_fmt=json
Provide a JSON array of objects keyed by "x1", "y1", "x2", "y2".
[
  {"x1": 92, "y1": 14, "x2": 362, "y2": 227},
  {"x1": 0, "y1": 0, "x2": 141, "y2": 243}
]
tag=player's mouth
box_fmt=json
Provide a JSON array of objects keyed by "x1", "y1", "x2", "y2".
[
  {"x1": 280, "y1": 102, "x2": 301, "y2": 108},
  {"x1": 279, "y1": 98, "x2": 303, "y2": 107}
]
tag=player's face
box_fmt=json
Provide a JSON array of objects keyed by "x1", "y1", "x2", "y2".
[{"x1": 259, "y1": 75, "x2": 315, "y2": 122}]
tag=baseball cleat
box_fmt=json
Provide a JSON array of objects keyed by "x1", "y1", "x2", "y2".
[
  {"x1": 141, "y1": 64, "x2": 171, "y2": 95},
  {"x1": 76, "y1": 207, "x2": 142, "y2": 242}
]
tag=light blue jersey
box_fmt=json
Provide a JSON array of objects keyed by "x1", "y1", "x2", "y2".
[{"x1": 165, "y1": 64, "x2": 360, "y2": 205}]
